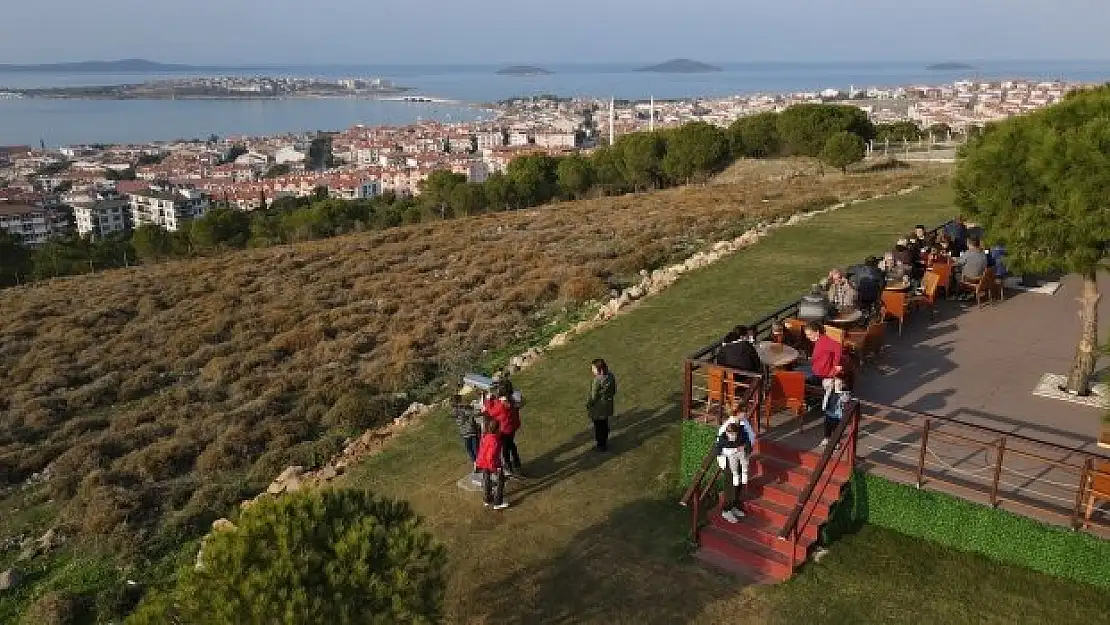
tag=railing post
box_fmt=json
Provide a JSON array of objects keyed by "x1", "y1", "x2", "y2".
[
  {"x1": 990, "y1": 437, "x2": 1006, "y2": 507},
  {"x1": 717, "y1": 371, "x2": 728, "y2": 426},
  {"x1": 849, "y1": 403, "x2": 860, "y2": 468},
  {"x1": 682, "y1": 360, "x2": 693, "y2": 421},
  {"x1": 916, "y1": 418, "x2": 932, "y2": 488},
  {"x1": 1071, "y1": 458, "x2": 1093, "y2": 530}
]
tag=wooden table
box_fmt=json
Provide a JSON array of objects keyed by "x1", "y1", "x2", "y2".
[
  {"x1": 756, "y1": 341, "x2": 800, "y2": 369},
  {"x1": 884, "y1": 281, "x2": 911, "y2": 292},
  {"x1": 827, "y1": 309, "x2": 863, "y2": 326}
]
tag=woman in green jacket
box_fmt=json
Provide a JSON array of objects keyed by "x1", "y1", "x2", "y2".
[{"x1": 586, "y1": 358, "x2": 617, "y2": 451}]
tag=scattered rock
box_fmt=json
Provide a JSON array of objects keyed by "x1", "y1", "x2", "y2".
[
  {"x1": 548, "y1": 332, "x2": 569, "y2": 348},
  {"x1": 211, "y1": 518, "x2": 236, "y2": 533},
  {"x1": 0, "y1": 568, "x2": 19, "y2": 591},
  {"x1": 318, "y1": 465, "x2": 339, "y2": 481}
]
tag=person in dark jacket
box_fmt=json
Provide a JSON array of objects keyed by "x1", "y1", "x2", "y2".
[
  {"x1": 586, "y1": 358, "x2": 617, "y2": 451},
  {"x1": 451, "y1": 392, "x2": 480, "y2": 467},
  {"x1": 476, "y1": 418, "x2": 508, "y2": 509},
  {"x1": 716, "y1": 326, "x2": 762, "y2": 373}
]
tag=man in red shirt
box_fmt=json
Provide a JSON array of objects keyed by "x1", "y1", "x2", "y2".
[{"x1": 800, "y1": 321, "x2": 843, "y2": 385}]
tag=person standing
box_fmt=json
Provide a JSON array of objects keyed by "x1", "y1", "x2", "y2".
[
  {"x1": 586, "y1": 359, "x2": 617, "y2": 452},
  {"x1": 714, "y1": 421, "x2": 753, "y2": 523},
  {"x1": 451, "y1": 392, "x2": 480, "y2": 468},
  {"x1": 483, "y1": 390, "x2": 522, "y2": 476},
  {"x1": 475, "y1": 418, "x2": 509, "y2": 510}
]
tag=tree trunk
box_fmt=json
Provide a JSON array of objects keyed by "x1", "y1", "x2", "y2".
[{"x1": 1065, "y1": 270, "x2": 1100, "y2": 395}]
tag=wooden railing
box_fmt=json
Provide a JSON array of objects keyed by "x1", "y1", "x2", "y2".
[
  {"x1": 778, "y1": 400, "x2": 861, "y2": 568},
  {"x1": 855, "y1": 400, "x2": 1110, "y2": 533},
  {"x1": 680, "y1": 375, "x2": 764, "y2": 543},
  {"x1": 682, "y1": 360, "x2": 765, "y2": 427}
]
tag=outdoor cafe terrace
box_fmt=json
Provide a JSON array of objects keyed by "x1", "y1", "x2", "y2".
[{"x1": 683, "y1": 252, "x2": 1110, "y2": 540}]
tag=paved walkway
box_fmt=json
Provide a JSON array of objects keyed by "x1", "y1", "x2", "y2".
[{"x1": 765, "y1": 274, "x2": 1110, "y2": 534}]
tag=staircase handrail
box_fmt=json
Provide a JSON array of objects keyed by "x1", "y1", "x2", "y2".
[{"x1": 779, "y1": 399, "x2": 860, "y2": 540}]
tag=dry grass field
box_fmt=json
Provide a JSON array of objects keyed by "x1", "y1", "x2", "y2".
[{"x1": 0, "y1": 160, "x2": 948, "y2": 560}]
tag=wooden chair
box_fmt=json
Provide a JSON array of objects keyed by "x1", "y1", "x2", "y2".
[
  {"x1": 929, "y1": 261, "x2": 953, "y2": 298},
  {"x1": 881, "y1": 289, "x2": 908, "y2": 335},
  {"x1": 958, "y1": 266, "x2": 995, "y2": 308},
  {"x1": 910, "y1": 271, "x2": 942, "y2": 320},
  {"x1": 706, "y1": 365, "x2": 749, "y2": 414},
  {"x1": 765, "y1": 370, "x2": 807, "y2": 431},
  {"x1": 783, "y1": 317, "x2": 810, "y2": 354},
  {"x1": 845, "y1": 318, "x2": 885, "y2": 365},
  {"x1": 1084, "y1": 461, "x2": 1110, "y2": 529}
]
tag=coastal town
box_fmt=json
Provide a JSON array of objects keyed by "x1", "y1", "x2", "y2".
[
  {"x1": 0, "y1": 76, "x2": 413, "y2": 100},
  {"x1": 0, "y1": 77, "x2": 1084, "y2": 245}
]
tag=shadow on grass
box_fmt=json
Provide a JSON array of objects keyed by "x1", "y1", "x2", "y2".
[
  {"x1": 465, "y1": 497, "x2": 745, "y2": 625},
  {"x1": 512, "y1": 394, "x2": 684, "y2": 506}
]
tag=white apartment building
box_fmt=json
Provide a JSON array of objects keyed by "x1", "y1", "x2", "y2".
[
  {"x1": 73, "y1": 198, "x2": 131, "y2": 238},
  {"x1": 534, "y1": 131, "x2": 578, "y2": 149},
  {"x1": 0, "y1": 204, "x2": 69, "y2": 247},
  {"x1": 129, "y1": 186, "x2": 210, "y2": 232},
  {"x1": 476, "y1": 131, "x2": 506, "y2": 150}
]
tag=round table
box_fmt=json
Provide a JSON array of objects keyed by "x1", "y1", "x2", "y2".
[
  {"x1": 756, "y1": 341, "x2": 800, "y2": 368},
  {"x1": 827, "y1": 309, "x2": 863, "y2": 326},
  {"x1": 884, "y1": 282, "x2": 911, "y2": 292}
]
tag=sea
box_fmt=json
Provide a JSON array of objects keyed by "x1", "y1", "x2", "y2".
[{"x1": 1, "y1": 60, "x2": 1107, "y2": 147}]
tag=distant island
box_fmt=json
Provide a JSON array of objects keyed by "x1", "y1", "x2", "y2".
[
  {"x1": 636, "y1": 58, "x2": 722, "y2": 74},
  {"x1": 496, "y1": 65, "x2": 554, "y2": 76},
  {"x1": 926, "y1": 62, "x2": 976, "y2": 71},
  {"x1": 0, "y1": 58, "x2": 259, "y2": 73}
]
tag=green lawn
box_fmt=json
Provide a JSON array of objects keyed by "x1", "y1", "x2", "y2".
[{"x1": 344, "y1": 183, "x2": 1110, "y2": 624}]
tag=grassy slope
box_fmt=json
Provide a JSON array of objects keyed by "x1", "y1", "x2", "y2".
[{"x1": 344, "y1": 184, "x2": 1110, "y2": 624}]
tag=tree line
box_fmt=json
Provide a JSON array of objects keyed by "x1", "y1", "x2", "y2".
[{"x1": 1, "y1": 105, "x2": 892, "y2": 288}]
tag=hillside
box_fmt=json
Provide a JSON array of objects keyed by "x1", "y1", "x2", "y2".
[{"x1": 0, "y1": 161, "x2": 948, "y2": 586}]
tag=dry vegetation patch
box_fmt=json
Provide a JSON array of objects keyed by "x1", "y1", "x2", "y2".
[{"x1": 0, "y1": 160, "x2": 948, "y2": 556}]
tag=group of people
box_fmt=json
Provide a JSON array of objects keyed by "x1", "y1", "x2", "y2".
[
  {"x1": 450, "y1": 359, "x2": 618, "y2": 510},
  {"x1": 879, "y1": 219, "x2": 1006, "y2": 294}
]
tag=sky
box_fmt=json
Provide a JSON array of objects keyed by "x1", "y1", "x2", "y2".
[{"x1": 3, "y1": 0, "x2": 1110, "y2": 65}]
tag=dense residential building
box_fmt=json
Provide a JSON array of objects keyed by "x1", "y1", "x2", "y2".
[
  {"x1": 0, "y1": 203, "x2": 69, "y2": 247},
  {"x1": 129, "y1": 185, "x2": 210, "y2": 232},
  {"x1": 73, "y1": 198, "x2": 132, "y2": 237}
]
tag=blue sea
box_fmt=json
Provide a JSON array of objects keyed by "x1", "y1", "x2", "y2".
[{"x1": 0, "y1": 60, "x2": 1107, "y2": 146}]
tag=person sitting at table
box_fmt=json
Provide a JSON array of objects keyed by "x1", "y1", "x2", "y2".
[
  {"x1": 989, "y1": 243, "x2": 1008, "y2": 279},
  {"x1": 879, "y1": 251, "x2": 907, "y2": 283},
  {"x1": 956, "y1": 238, "x2": 988, "y2": 281},
  {"x1": 799, "y1": 322, "x2": 844, "y2": 386},
  {"x1": 826, "y1": 269, "x2": 858, "y2": 313},
  {"x1": 849, "y1": 256, "x2": 885, "y2": 319},
  {"x1": 893, "y1": 240, "x2": 913, "y2": 268},
  {"x1": 716, "y1": 325, "x2": 762, "y2": 374},
  {"x1": 945, "y1": 215, "x2": 969, "y2": 255},
  {"x1": 932, "y1": 233, "x2": 953, "y2": 259}
]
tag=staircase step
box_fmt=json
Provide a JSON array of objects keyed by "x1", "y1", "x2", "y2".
[
  {"x1": 755, "y1": 452, "x2": 852, "y2": 486},
  {"x1": 693, "y1": 547, "x2": 780, "y2": 585},
  {"x1": 709, "y1": 510, "x2": 814, "y2": 560},
  {"x1": 738, "y1": 498, "x2": 821, "y2": 543},
  {"x1": 699, "y1": 525, "x2": 796, "y2": 581},
  {"x1": 757, "y1": 439, "x2": 853, "y2": 480},
  {"x1": 750, "y1": 480, "x2": 838, "y2": 517}
]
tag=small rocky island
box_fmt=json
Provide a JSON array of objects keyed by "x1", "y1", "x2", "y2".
[
  {"x1": 496, "y1": 65, "x2": 554, "y2": 76},
  {"x1": 926, "y1": 62, "x2": 975, "y2": 71},
  {"x1": 636, "y1": 58, "x2": 722, "y2": 73}
]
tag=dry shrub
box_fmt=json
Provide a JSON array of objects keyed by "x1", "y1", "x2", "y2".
[
  {"x1": 559, "y1": 275, "x2": 607, "y2": 302},
  {"x1": 21, "y1": 591, "x2": 83, "y2": 625}
]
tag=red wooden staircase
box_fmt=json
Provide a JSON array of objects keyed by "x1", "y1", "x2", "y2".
[
  {"x1": 680, "y1": 365, "x2": 861, "y2": 583},
  {"x1": 693, "y1": 439, "x2": 853, "y2": 582}
]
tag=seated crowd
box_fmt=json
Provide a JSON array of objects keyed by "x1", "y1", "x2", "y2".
[{"x1": 708, "y1": 215, "x2": 1005, "y2": 449}]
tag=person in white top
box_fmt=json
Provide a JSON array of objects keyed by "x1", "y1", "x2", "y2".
[{"x1": 715, "y1": 408, "x2": 757, "y2": 523}]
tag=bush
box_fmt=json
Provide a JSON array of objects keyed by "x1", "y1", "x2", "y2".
[
  {"x1": 21, "y1": 591, "x2": 83, "y2": 625},
  {"x1": 820, "y1": 131, "x2": 866, "y2": 173},
  {"x1": 128, "y1": 489, "x2": 446, "y2": 624}
]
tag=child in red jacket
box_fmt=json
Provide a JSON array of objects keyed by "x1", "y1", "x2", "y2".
[
  {"x1": 483, "y1": 391, "x2": 523, "y2": 476},
  {"x1": 476, "y1": 418, "x2": 509, "y2": 509}
]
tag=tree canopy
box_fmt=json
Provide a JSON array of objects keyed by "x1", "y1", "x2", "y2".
[
  {"x1": 127, "y1": 489, "x2": 446, "y2": 625},
  {"x1": 820, "y1": 131, "x2": 866, "y2": 173},
  {"x1": 660, "y1": 121, "x2": 731, "y2": 183},
  {"x1": 729, "y1": 112, "x2": 782, "y2": 158},
  {"x1": 953, "y1": 84, "x2": 1110, "y2": 394},
  {"x1": 776, "y1": 103, "x2": 875, "y2": 157}
]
